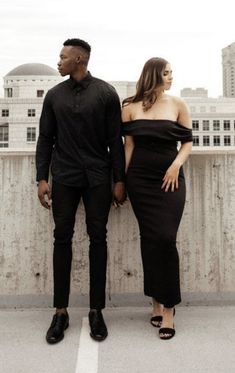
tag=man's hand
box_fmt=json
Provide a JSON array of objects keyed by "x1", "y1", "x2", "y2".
[
  {"x1": 112, "y1": 182, "x2": 126, "y2": 208},
  {"x1": 37, "y1": 180, "x2": 52, "y2": 209}
]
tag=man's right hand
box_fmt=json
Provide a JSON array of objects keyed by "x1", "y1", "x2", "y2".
[{"x1": 37, "y1": 180, "x2": 52, "y2": 209}]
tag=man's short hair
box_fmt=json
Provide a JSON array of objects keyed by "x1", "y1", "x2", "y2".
[{"x1": 63, "y1": 38, "x2": 91, "y2": 53}]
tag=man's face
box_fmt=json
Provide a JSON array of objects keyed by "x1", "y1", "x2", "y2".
[{"x1": 57, "y1": 46, "x2": 79, "y2": 76}]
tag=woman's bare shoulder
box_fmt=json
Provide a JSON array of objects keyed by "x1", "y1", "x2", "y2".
[
  {"x1": 122, "y1": 102, "x2": 140, "y2": 122},
  {"x1": 171, "y1": 96, "x2": 191, "y2": 128},
  {"x1": 169, "y1": 95, "x2": 187, "y2": 106},
  {"x1": 162, "y1": 95, "x2": 190, "y2": 128}
]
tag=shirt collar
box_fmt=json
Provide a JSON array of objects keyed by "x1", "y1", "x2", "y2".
[{"x1": 68, "y1": 71, "x2": 93, "y2": 89}]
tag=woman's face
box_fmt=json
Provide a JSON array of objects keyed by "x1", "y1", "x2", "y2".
[{"x1": 161, "y1": 63, "x2": 173, "y2": 90}]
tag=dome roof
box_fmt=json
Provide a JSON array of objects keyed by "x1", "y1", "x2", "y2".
[{"x1": 6, "y1": 63, "x2": 59, "y2": 76}]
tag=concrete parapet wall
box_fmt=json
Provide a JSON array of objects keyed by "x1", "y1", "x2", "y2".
[{"x1": 0, "y1": 150, "x2": 235, "y2": 307}]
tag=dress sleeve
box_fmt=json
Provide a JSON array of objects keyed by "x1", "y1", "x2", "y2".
[{"x1": 122, "y1": 120, "x2": 193, "y2": 143}]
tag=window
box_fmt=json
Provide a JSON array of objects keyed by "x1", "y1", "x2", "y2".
[
  {"x1": 190, "y1": 106, "x2": 196, "y2": 113},
  {"x1": 223, "y1": 120, "x2": 230, "y2": 131},
  {"x1": 202, "y1": 120, "x2": 209, "y2": 131},
  {"x1": 28, "y1": 109, "x2": 36, "y2": 117},
  {"x1": 2, "y1": 109, "x2": 9, "y2": 117},
  {"x1": 27, "y1": 127, "x2": 36, "y2": 142},
  {"x1": 224, "y1": 135, "x2": 231, "y2": 146},
  {"x1": 210, "y1": 106, "x2": 216, "y2": 113},
  {"x1": 37, "y1": 90, "x2": 44, "y2": 98},
  {"x1": 200, "y1": 106, "x2": 206, "y2": 113},
  {"x1": 193, "y1": 136, "x2": 199, "y2": 146},
  {"x1": 213, "y1": 120, "x2": 220, "y2": 131},
  {"x1": 192, "y1": 120, "x2": 199, "y2": 131},
  {"x1": 5, "y1": 88, "x2": 12, "y2": 97},
  {"x1": 203, "y1": 136, "x2": 210, "y2": 146},
  {"x1": 213, "y1": 136, "x2": 220, "y2": 146},
  {"x1": 0, "y1": 124, "x2": 9, "y2": 147}
]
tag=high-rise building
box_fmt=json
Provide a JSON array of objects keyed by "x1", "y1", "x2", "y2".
[{"x1": 222, "y1": 42, "x2": 235, "y2": 98}]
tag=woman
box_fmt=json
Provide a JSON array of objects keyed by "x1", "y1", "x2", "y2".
[{"x1": 122, "y1": 57, "x2": 192, "y2": 340}]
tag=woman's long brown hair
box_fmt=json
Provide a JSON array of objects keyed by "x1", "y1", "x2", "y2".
[{"x1": 123, "y1": 57, "x2": 169, "y2": 111}]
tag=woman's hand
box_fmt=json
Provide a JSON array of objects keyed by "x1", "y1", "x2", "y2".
[{"x1": 161, "y1": 161, "x2": 181, "y2": 192}]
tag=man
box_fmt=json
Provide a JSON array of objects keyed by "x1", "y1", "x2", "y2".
[{"x1": 36, "y1": 38, "x2": 125, "y2": 344}]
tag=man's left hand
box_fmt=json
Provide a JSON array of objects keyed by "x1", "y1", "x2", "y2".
[{"x1": 112, "y1": 182, "x2": 126, "y2": 208}]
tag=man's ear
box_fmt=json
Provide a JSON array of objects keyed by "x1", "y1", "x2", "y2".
[{"x1": 76, "y1": 55, "x2": 81, "y2": 64}]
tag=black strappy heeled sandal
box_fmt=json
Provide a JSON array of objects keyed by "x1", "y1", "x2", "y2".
[
  {"x1": 159, "y1": 308, "x2": 175, "y2": 340},
  {"x1": 159, "y1": 326, "x2": 175, "y2": 340},
  {"x1": 150, "y1": 315, "x2": 163, "y2": 328}
]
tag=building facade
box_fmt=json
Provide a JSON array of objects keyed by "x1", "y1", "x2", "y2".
[
  {"x1": 222, "y1": 42, "x2": 235, "y2": 98},
  {"x1": 1, "y1": 49, "x2": 235, "y2": 150},
  {"x1": 109, "y1": 80, "x2": 136, "y2": 104},
  {"x1": 181, "y1": 88, "x2": 235, "y2": 148},
  {"x1": 0, "y1": 63, "x2": 63, "y2": 149}
]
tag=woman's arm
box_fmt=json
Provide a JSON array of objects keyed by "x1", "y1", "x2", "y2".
[
  {"x1": 161, "y1": 142, "x2": 192, "y2": 192},
  {"x1": 124, "y1": 135, "x2": 135, "y2": 172},
  {"x1": 162, "y1": 98, "x2": 192, "y2": 192},
  {"x1": 122, "y1": 104, "x2": 135, "y2": 173}
]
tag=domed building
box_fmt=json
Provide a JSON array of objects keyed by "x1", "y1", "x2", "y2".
[
  {"x1": 0, "y1": 63, "x2": 63, "y2": 148},
  {"x1": 4, "y1": 63, "x2": 61, "y2": 99}
]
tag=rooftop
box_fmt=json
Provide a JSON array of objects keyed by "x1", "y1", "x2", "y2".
[
  {"x1": 1, "y1": 306, "x2": 235, "y2": 373},
  {"x1": 5, "y1": 63, "x2": 59, "y2": 77}
]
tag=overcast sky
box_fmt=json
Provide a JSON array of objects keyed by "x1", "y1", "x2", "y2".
[{"x1": 1, "y1": 0, "x2": 235, "y2": 97}]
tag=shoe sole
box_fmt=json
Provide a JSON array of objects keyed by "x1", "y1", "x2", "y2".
[
  {"x1": 46, "y1": 322, "x2": 69, "y2": 344},
  {"x1": 89, "y1": 331, "x2": 108, "y2": 342}
]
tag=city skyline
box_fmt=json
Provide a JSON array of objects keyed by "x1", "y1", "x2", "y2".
[{"x1": 1, "y1": 0, "x2": 235, "y2": 97}]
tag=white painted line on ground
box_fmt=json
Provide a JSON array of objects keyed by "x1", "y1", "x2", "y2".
[{"x1": 75, "y1": 317, "x2": 99, "y2": 373}]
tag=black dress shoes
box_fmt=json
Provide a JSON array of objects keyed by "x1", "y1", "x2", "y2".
[
  {"x1": 88, "y1": 309, "x2": 108, "y2": 341},
  {"x1": 46, "y1": 312, "x2": 69, "y2": 344}
]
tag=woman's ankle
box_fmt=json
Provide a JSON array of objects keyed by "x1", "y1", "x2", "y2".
[{"x1": 152, "y1": 299, "x2": 163, "y2": 314}]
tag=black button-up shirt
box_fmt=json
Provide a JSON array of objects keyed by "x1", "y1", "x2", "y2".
[{"x1": 36, "y1": 73, "x2": 125, "y2": 187}]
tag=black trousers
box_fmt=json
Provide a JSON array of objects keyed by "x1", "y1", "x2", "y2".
[{"x1": 51, "y1": 181, "x2": 112, "y2": 310}]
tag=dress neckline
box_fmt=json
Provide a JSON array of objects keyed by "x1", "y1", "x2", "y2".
[
  {"x1": 125, "y1": 119, "x2": 175, "y2": 123},
  {"x1": 123, "y1": 119, "x2": 189, "y2": 129}
]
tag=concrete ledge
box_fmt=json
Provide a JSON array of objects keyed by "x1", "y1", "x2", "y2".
[
  {"x1": 1, "y1": 292, "x2": 235, "y2": 308},
  {"x1": 1, "y1": 152, "x2": 235, "y2": 306}
]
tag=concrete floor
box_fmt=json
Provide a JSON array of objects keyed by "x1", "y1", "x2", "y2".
[{"x1": 0, "y1": 306, "x2": 235, "y2": 373}]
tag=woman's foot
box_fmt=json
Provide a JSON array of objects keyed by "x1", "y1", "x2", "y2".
[
  {"x1": 159, "y1": 307, "x2": 175, "y2": 340},
  {"x1": 150, "y1": 299, "x2": 163, "y2": 328}
]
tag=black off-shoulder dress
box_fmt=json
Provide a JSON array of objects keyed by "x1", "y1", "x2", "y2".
[{"x1": 122, "y1": 119, "x2": 192, "y2": 307}]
